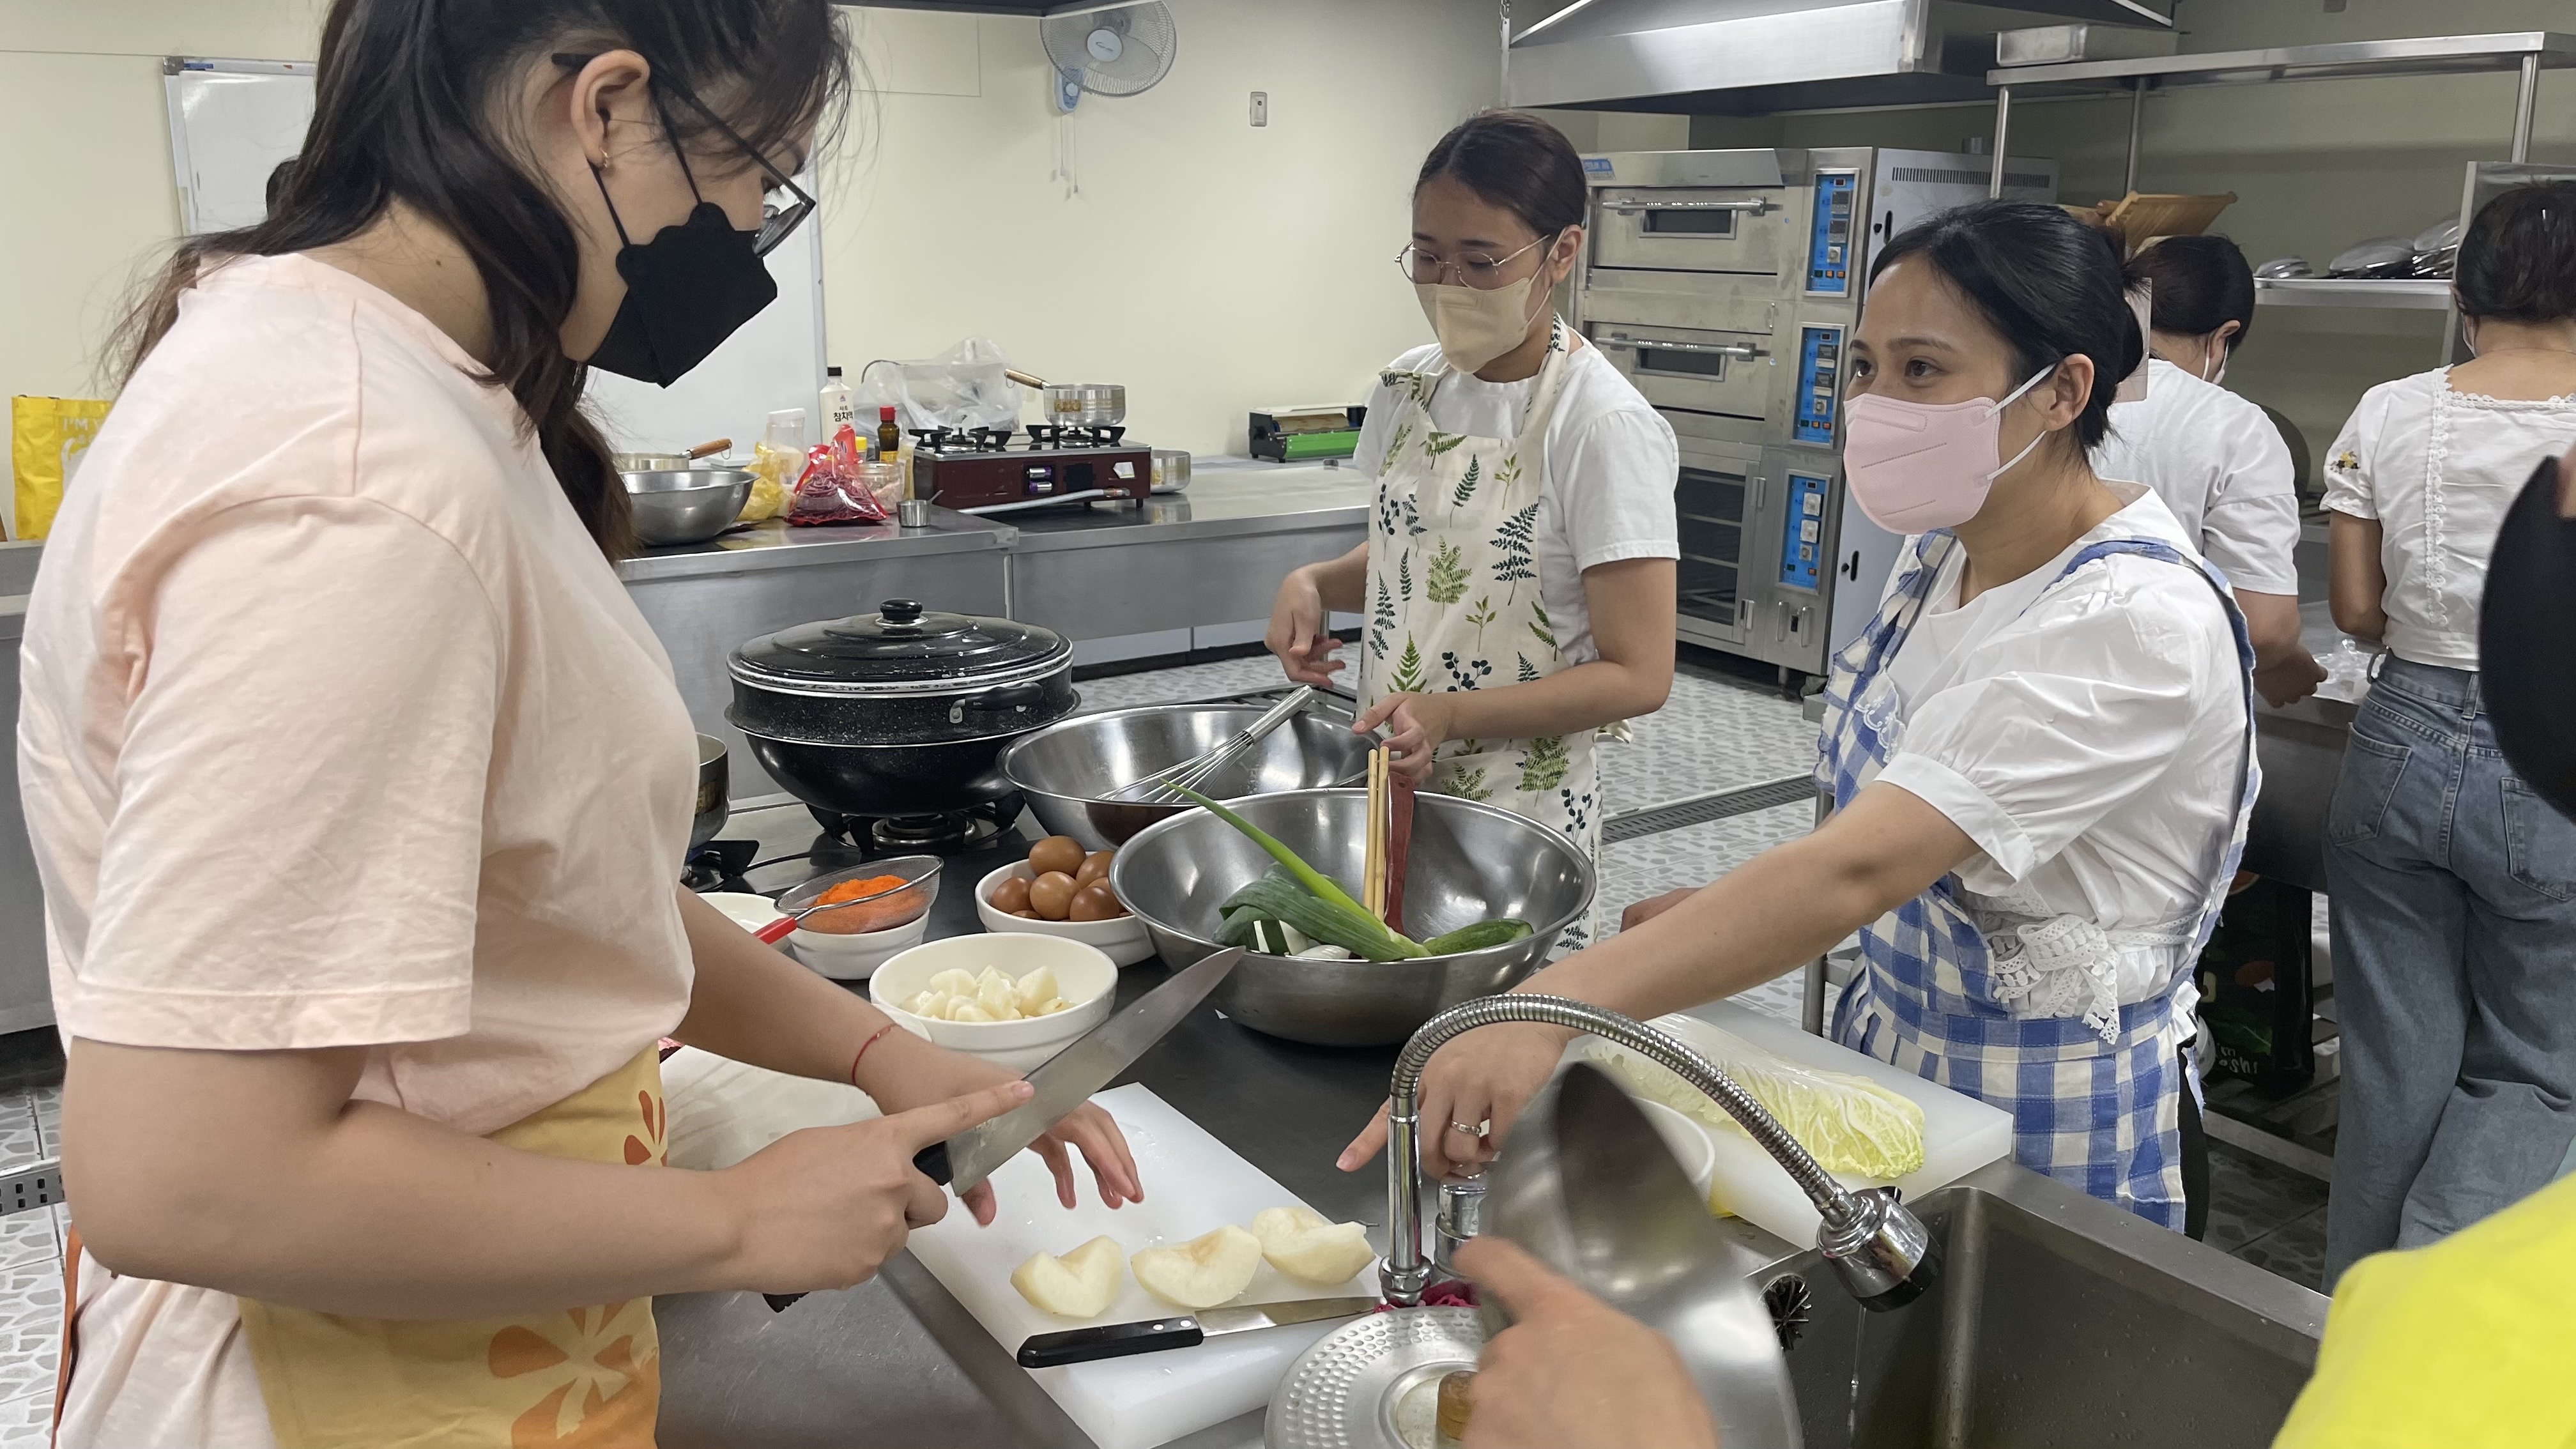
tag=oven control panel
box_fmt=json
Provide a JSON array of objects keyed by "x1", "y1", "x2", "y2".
[
  {"x1": 1805, "y1": 169, "x2": 1860, "y2": 296},
  {"x1": 1793, "y1": 324, "x2": 1844, "y2": 446},
  {"x1": 1777, "y1": 471, "x2": 1830, "y2": 591}
]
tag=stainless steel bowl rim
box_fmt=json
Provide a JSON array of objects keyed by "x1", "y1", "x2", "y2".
[
  {"x1": 622, "y1": 468, "x2": 756, "y2": 493},
  {"x1": 1110, "y1": 786, "x2": 1597, "y2": 960},
  {"x1": 995, "y1": 702, "x2": 1341, "y2": 802}
]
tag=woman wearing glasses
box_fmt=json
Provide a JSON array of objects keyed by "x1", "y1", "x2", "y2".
[
  {"x1": 20, "y1": 4, "x2": 1133, "y2": 1445},
  {"x1": 1266, "y1": 111, "x2": 1680, "y2": 949}
]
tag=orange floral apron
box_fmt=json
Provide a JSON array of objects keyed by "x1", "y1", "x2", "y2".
[{"x1": 57, "y1": 1047, "x2": 672, "y2": 1449}]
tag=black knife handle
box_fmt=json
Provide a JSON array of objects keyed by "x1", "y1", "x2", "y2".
[
  {"x1": 766, "y1": 1144, "x2": 956, "y2": 1314},
  {"x1": 1018, "y1": 1316, "x2": 1206, "y2": 1368},
  {"x1": 914, "y1": 1140, "x2": 953, "y2": 1186}
]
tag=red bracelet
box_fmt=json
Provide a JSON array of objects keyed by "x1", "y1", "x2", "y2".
[{"x1": 848, "y1": 1022, "x2": 902, "y2": 1088}]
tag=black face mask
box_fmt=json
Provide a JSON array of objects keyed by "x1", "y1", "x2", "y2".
[
  {"x1": 584, "y1": 157, "x2": 777, "y2": 387},
  {"x1": 2480, "y1": 454, "x2": 2576, "y2": 819}
]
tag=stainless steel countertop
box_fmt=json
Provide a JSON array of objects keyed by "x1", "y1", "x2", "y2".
[
  {"x1": 1002, "y1": 461, "x2": 1368, "y2": 555},
  {"x1": 613, "y1": 462, "x2": 1368, "y2": 581},
  {"x1": 613, "y1": 510, "x2": 1020, "y2": 583}
]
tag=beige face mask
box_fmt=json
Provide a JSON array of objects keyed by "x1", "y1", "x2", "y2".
[{"x1": 1414, "y1": 266, "x2": 1551, "y2": 373}]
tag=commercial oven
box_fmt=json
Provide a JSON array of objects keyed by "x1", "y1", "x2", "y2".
[{"x1": 1574, "y1": 147, "x2": 2058, "y2": 685}]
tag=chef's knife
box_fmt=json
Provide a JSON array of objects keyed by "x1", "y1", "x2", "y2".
[
  {"x1": 1016, "y1": 1296, "x2": 1379, "y2": 1368},
  {"x1": 764, "y1": 946, "x2": 1243, "y2": 1312}
]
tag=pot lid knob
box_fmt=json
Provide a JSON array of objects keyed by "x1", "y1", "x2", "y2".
[{"x1": 879, "y1": 599, "x2": 926, "y2": 626}]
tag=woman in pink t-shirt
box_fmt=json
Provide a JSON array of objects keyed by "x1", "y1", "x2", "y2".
[{"x1": 19, "y1": 4, "x2": 1138, "y2": 1445}]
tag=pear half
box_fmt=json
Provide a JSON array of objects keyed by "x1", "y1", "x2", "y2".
[
  {"x1": 1131, "y1": 1225, "x2": 1263, "y2": 1309},
  {"x1": 1250, "y1": 1206, "x2": 1376, "y2": 1286},
  {"x1": 1010, "y1": 1236, "x2": 1126, "y2": 1319}
]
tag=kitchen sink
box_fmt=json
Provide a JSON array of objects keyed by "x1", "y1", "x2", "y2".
[{"x1": 1746, "y1": 1167, "x2": 2329, "y2": 1449}]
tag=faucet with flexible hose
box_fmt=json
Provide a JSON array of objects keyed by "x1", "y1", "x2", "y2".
[{"x1": 1379, "y1": 994, "x2": 1939, "y2": 1312}]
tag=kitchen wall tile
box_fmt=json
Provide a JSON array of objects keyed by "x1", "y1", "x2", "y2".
[{"x1": 0, "y1": 1264, "x2": 61, "y2": 1410}]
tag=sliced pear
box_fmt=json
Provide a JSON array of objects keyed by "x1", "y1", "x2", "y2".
[
  {"x1": 1131, "y1": 1225, "x2": 1262, "y2": 1309},
  {"x1": 1016, "y1": 965, "x2": 1061, "y2": 1013},
  {"x1": 1250, "y1": 1206, "x2": 1376, "y2": 1285},
  {"x1": 1010, "y1": 1236, "x2": 1126, "y2": 1319},
  {"x1": 926, "y1": 967, "x2": 979, "y2": 997}
]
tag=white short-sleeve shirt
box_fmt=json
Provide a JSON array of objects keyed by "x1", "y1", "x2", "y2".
[
  {"x1": 2092, "y1": 358, "x2": 2303, "y2": 595},
  {"x1": 1865, "y1": 486, "x2": 2247, "y2": 1004},
  {"x1": 1353, "y1": 339, "x2": 1678, "y2": 665},
  {"x1": 2323, "y1": 367, "x2": 2576, "y2": 671}
]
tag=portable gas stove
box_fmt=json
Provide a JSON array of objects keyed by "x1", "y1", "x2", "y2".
[{"x1": 908, "y1": 425, "x2": 1153, "y2": 514}]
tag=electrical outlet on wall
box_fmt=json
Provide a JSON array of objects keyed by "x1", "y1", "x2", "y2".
[{"x1": 1250, "y1": 91, "x2": 1268, "y2": 126}]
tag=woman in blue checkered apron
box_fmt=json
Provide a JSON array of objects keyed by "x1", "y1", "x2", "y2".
[{"x1": 1342, "y1": 202, "x2": 2259, "y2": 1234}]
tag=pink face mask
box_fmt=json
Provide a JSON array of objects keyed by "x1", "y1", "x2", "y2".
[{"x1": 1841, "y1": 365, "x2": 2056, "y2": 533}]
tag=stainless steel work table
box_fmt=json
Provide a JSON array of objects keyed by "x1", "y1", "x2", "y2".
[
  {"x1": 654, "y1": 801, "x2": 2326, "y2": 1449},
  {"x1": 1000, "y1": 464, "x2": 1368, "y2": 655}
]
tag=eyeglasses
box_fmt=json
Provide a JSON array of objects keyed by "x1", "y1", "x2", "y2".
[
  {"x1": 551, "y1": 53, "x2": 816, "y2": 257},
  {"x1": 1395, "y1": 232, "x2": 1558, "y2": 291}
]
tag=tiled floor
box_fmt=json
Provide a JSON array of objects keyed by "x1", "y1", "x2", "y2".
[
  {"x1": 0, "y1": 647, "x2": 2339, "y2": 1434},
  {"x1": 0, "y1": 1031, "x2": 65, "y2": 1443}
]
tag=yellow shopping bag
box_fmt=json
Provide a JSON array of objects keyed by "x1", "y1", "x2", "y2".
[{"x1": 11, "y1": 395, "x2": 111, "y2": 541}]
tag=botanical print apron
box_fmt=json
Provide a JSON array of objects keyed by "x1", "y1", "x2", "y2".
[
  {"x1": 1358, "y1": 319, "x2": 1604, "y2": 949},
  {"x1": 234, "y1": 1047, "x2": 670, "y2": 1448},
  {"x1": 1816, "y1": 532, "x2": 2259, "y2": 1229}
]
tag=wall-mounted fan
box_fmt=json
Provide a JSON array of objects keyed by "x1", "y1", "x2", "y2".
[{"x1": 1039, "y1": 3, "x2": 1177, "y2": 113}]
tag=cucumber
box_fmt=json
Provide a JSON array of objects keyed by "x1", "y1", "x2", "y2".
[{"x1": 1421, "y1": 919, "x2": 1534, "y2": 956}]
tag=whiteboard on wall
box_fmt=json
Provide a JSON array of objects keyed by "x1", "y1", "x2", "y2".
[{"x1": 160, "y1": 57, "x2": 827, "y2": 456}]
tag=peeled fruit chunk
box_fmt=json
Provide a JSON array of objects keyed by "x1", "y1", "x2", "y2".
[
  {"x1": 1250, "y1": 1206, "x2": 1376, "y2": 1285},
  {"x1": 1016, "y1": 965, "x2": 1059, "y2": 1013},
  {"x1": 1131, "y1": 1225, "x2": 1262, "y2": 1309},
  {"x1": 1011, "y1": 1236, "x2": 1126, "y2": 1319}
]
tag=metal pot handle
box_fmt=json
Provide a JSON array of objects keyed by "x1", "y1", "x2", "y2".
[{"x1": 949, "y1": 681, "x2": 1050, "y2": 724}]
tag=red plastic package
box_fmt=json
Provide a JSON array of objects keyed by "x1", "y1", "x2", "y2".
[{"x1": 785, "y1": 424, "x2": 889, "y2": 526}]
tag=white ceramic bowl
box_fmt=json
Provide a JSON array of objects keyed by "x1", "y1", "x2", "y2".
[
  {"x1": 792, "y1": 911, "x2": 931, "y2": 981},
  {"x1": 699, "y1": 891, "x2": 785, "y2": 933},
  {"x1": 1634, "y1": 1098, "x2": 1719, "y2": 1204},
  {"x1": 974, "y1": 861, "x2": 1154, "y2": 967},
  {"x1": 870, "y1": 933, "x2": 1119, "y2": 1071}
]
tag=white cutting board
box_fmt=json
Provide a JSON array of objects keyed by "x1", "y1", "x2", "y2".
[
  {"x1": 1572, "y1": 1001, "x2": 2012, "y2": 1250},
  {"x1": 907, "y1": 1084, "x2": 1372, "y2": 1449}
]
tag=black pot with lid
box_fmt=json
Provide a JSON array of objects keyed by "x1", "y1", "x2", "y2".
[{"x1": 728, "y1": 600, "x2": 1079, "y2": 816}]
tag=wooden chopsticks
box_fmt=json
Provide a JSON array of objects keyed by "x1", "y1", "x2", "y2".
[{"x1": 1363, "y1": 746, "x2": 1391, "y2": 923}]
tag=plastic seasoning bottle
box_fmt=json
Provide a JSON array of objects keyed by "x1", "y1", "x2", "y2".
[{"x1": 820, "y1": 365, "x2": 857, "y2": 440}]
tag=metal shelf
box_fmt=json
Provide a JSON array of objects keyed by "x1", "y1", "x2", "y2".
[
  {"x1": 2251, "y1": 277, "x2": 2455, "y2": 312},
  {"x1": 1986, "y1": 31, "x2": 2576, "y2": 97}
]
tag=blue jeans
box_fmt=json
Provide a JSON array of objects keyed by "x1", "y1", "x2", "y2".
[{"x1": 2324, "y1": 657, "x2": 2576, "y2": 1287}]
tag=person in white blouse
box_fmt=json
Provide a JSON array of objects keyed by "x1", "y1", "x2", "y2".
[
  {"x1": 1266, "y1": 111, "x2": 1680, "y2": 950},
  {"x1": 2320, "y1": 179, "x2": 2576, "y2": 1287},
  {"x1": 2094, "y1": 234, "x2": 2327, "y2": 708},
  {"x1": 1341, "y1": 201, "x2": 2257, "y2": 1236}
]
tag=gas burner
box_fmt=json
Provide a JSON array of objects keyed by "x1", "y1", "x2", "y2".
[
  {"x1": 965, "y1": 425, "x2": 1018, "y2": 452},
  {"x1": 681, "y1": 838, "x2": 761, "y2": 893},
  {"x1": 802, "y1": 792, "x2": 1023, "y2": 857},
  {"x1": 910, "y1": 426, "x2": 964, "y2": 454},
  {"x1": 1024, "y1": 424, "x2": 1128, "y2": 450}
]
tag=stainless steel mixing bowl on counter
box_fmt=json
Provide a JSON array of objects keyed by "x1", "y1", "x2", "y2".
[
  {"x1": 623, "y1": 468, "x2": 753, "y2": 546},
  {"x1": 1108, "y1": 788, "x2": 1593, "y2": 1046},
  {"x1": 998, "y1": 703, "x2": 1376, "y2": 850}
]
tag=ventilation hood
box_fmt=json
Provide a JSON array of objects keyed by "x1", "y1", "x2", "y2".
[{"x1": 1506, "y1": 0, "x2": 2175, "y2": 115}]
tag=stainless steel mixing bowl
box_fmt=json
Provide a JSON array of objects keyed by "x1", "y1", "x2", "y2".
[
  {"x1": 999, "y1": 704, "x2": 1376, "y2": 850},
  {"x1": 623, "y1": 468, "x2": 753, "y2": 546},
  {"x1": 1108, "y1": 788, "x2": 1595, "y2": 1046}
]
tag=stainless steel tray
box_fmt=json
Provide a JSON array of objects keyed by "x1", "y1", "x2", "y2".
[{"x1": 1265, "y1": 1307, "x2": 1484, "y2": 1449}]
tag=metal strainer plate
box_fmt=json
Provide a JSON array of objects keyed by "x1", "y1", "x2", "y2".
[{"x1": 1265, "y1": 1308, "x2": 1485, "y2": 1449}]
